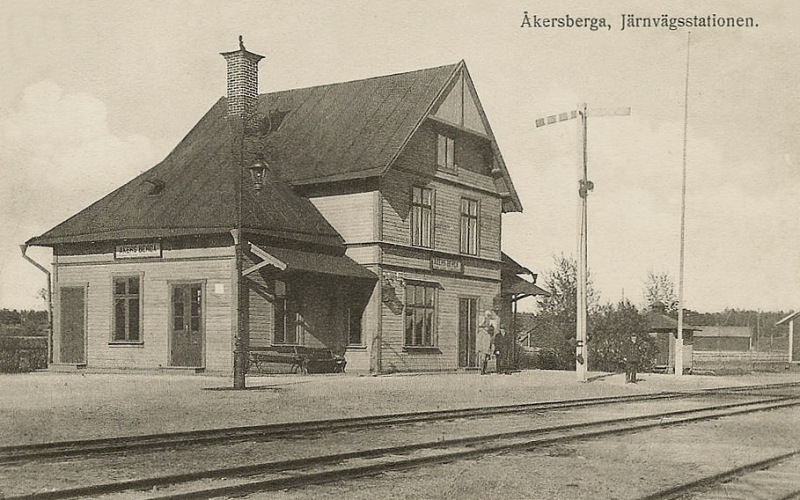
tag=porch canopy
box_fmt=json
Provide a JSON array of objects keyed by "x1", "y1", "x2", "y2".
[
  {"x1": 245, "y1": 243, "x2": 376, "y2": 281},
  {"x1": 502, "y1": 274, "x2": 550, "y2": 301}
]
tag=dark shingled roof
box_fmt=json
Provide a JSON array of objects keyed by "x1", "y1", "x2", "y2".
[
  {"x1": 27, "y1": 99, "x2": 343, "y2": 250},
  {"x1": 257, "y1": 63, "x2": 459, "y2": 185},
  {"x1": 28, "y1": 61, "x2": 522, "y2": 248},
  {"x1": 646, "y1": 310, "x2": 701, "y2": 332}
]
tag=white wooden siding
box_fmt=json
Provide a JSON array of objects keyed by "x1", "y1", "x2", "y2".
[
  {"x1": 379, "y1": 272, "x2": 499, "y2": 373},
  {"x1": 310, "y1": 192, "x2": 377, "y2": 243},
  {"x1": 55, "y1": 251, "x2": 235, "y2": 372}
]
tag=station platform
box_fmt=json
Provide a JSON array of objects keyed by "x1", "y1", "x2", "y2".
[{"x1": 2, "y1": 369, "x2": 800, "y2": 446}]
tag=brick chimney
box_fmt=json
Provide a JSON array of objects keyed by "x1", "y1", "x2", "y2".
[{"x1": 221, "y1": 36, "x2": 264, "y2": 117}]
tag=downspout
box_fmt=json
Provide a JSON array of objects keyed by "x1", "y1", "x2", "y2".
[{"x1": 20, "y1": 244, "x2": 52, "y2": 364}]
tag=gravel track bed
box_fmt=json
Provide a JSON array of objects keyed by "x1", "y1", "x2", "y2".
[
  {"x1": 0, "y1": 395, "x2": 762, "y2": 497},
  {"x1": 233, "y1": 405, "x2": 800, "y2": 500}
]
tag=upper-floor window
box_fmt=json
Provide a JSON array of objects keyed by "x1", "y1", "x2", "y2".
[
  {"x1": 437, "y1": 134, "x2": 456, "y2": 172},
  {"x1": 404, "y1": 282, "x2": 437, "y2": 347},
  {"x1": 113, "y1": 276, "x2": 140, "y2": 342},
  {"x1": 460, "y1": 197, "x2": 479, "y2": 255},
  {"x1": 411, "y1": 186, "x2": 433, "y2": 248}
]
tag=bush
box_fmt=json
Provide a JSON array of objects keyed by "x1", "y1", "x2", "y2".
[
  {"x1": 0, "y1": 337, "x2": 47, "y2": 373},
  {"x1": 518, "y1": 347, "x2": 573, "y2": 371}
]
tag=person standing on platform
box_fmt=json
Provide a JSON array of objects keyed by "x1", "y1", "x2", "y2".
[
  {"x1": 494, "y1": 327, "x2": 511, "y2": 374},
  {"x1": 478, "y1": 310, "x2": 499, "y2": 375},
  {"x1": 624, "y1": 334, "x2": 641, "y2": 383}
]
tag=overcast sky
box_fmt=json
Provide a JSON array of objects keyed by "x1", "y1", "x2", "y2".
[{"x1": 0, "y1": 0, "x2": 797, "y2": 313}]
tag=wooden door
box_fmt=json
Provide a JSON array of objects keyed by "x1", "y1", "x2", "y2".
[
  {"x1": 59, "y1": 286, "x2": 86, "y2": 364},
  {"x1": 458, "y1": 298, "x2": 477, "y2": 368},
  {"x1": 170, "y1": 284, "x2": 203, "y2": 367}
]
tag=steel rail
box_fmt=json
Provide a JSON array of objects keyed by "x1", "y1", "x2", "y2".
[
  {"x1": 3, "y1": 381, "x2": 798, "y2": 464},
  {"x1": 6, "y1": 395, "x2": 799, "y2": 500},
  {"x1": 0, "y1": 391, "x2": 686, "y2": 463},
  {"x1": 637, "y1": 449, "x2": 800, "y2": 500}
]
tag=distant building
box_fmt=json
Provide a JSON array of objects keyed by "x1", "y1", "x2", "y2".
[
  {"x1": 693, "y1": 326, "x2": 752, "y2": 352},
  {"x1": 776, "y1": 311, "x2": 800, "y2": 363},
  {"x1": 646, "y1": 304, "x2": 701, "y2": 373},
  {"x1": 25, "y1": 41, "x2": 544, "y2": 374}
]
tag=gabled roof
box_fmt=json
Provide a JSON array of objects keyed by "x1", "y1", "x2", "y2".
[
  {"x1": 257, "y1": 61, "x2": 522, "y2": 211},
  {"x1": 28, "y1": 61, "x2": 523, "y2": 248},
  {"x1": 259, "y1": 63, "x2": 457, "y2": 185},
  {"x1": 27, "y1": 99, "x2": 343, "y2": 250}
]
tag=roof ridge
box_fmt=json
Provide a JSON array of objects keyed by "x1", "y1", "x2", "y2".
[{"x1": 259, "y1": 62, "x2": 461, "y2": 97}]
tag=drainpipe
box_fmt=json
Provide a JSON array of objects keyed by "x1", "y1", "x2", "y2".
[{"x1": 20, "y1": 244, "x2": 52, "y2": 364}]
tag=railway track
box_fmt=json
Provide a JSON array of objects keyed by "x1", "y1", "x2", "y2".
[
  {"x1": 639, "y1": 449, "x2": 800, "y2": 500},
  {"x1": 4, "y1": 381, "x2": 799, "y2": 465},
  {"x1": 0, "y1": 391, "x2": 685, "y2": 463},
  {"x1": 5, "y1": 392, "x2": 800, "y2": 500}
]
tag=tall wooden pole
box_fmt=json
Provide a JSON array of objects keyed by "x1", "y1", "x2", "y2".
[
  {"x1": 576, "y1": 103, "x2": 589, "y2": 382},
  {"x1": 675, "y1": 32, "x2": 691, "y2": 377},
  {"x1": 233, "y1": 115, "x2": 247, "y2": 390}
]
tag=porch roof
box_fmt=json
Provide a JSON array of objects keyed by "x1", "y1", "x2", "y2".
[
  {"x1": 502, "y1": 274, "x2": 550, "y2": 300},
  {"x1": 249, "y1": 244, "x2": 377, "y2": 281}
]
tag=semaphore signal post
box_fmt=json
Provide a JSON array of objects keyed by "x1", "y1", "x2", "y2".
[{"x1": 534, "y1": 104, "x2": 630, "y2": 382}]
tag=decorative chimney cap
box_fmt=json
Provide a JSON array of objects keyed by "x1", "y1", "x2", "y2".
[{"x1": 220, "y1": 35, "x2": 265, "y2": 62}]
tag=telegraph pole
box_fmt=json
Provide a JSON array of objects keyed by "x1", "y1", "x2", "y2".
[
  {"x1": 535, "y1": 105, "x2": 630, "y2": 382},
  {"x1": 675, "y1": 32, "x2": 692, "y2": 377}
]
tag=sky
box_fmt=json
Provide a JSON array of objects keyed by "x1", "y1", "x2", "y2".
[{"x1": 0, "y1": 0, "x2": 798, "y2": 313}]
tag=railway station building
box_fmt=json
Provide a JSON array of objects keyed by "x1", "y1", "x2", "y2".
[{"x1": 26, "y1": 41, "x2": 545, "y2": 374}]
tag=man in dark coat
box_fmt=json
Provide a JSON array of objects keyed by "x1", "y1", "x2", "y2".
[
  {"x1": 624, "y1": 334, "x2": 641, "y2": 383},
  {"x1": 493, "y1": 327, "x2": 512, "y2": 374}
]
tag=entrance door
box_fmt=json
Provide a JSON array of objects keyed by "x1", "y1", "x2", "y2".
[
  {"x1": 170, "y1": 284, "x2": 203, "y2": 367},
  {"x1": 458, "y1": 298, "x2": 477, "y2": 368},
  {"x1": 60, "y1": 286, "x2": 86, "y2": 364}
]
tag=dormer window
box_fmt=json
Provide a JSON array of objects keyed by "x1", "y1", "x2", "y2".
[{"x1": 436, "y1": 134, "x2": 456, "y2": 173}]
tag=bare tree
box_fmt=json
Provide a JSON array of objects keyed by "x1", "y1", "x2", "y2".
[{"x1": 644, "y1": 270, "x2": 678, "y2": 313}]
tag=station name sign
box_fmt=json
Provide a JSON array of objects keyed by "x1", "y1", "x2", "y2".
[
  {"x1": 115, "y1": 242, "x2": 162, "y2": 260},
  {"x1": 431, "y1": 256, "x2": 463, "y2": 273}
]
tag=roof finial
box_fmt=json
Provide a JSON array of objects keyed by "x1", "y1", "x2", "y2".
[{"x1": 239, "y1": 35, "x2": 245, "y2": 51}]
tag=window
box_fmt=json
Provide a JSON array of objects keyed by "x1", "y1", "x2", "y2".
[
  {"x1": 113, "y1": 276, "x2": 140, "y2": 342},
  {"x1": 437, "y1": 134, "x2": 456, "y2": 172},
  {"x1": 460, "y1": 198, "x2": 479, "y2": 255},
  {"x1": 274, "y1": 282, "x2": 300, "y2": 345},
  {"x1": 404, "y1": 282, "x2": 436, "y2": 347},
  {"x1": 348, "y1": 307, "x2": 363, "y2": 346},
  {"x1": 411, "y1": 186, "x2": 433, "y2": 248}
]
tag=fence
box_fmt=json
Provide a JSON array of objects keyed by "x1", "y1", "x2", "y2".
[{"x1": 693, "y1": 350, "x2": 789, "y2": 374}]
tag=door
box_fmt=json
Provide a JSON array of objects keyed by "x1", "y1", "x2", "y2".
[
  {"x1": 60, "y1": 286, "x2": 86, "y2": 364},
  {"x1": 458, "y1": 298, "x2": 477, "y2": 368},
  {"x1": 170, "y1": 284, "x2": 203, "y2": 367}
]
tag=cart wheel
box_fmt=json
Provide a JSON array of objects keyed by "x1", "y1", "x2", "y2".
[{"x1": 290, "y1": 363, "x2": 302, "y2": 374}]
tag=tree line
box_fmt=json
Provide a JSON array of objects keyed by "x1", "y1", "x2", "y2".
[
  {"x1": 519, "y1": 255, "x2": 791, "y2": 372},
  {"x1": 0, "y1": 309, "x2": 48, "y2": 336}
]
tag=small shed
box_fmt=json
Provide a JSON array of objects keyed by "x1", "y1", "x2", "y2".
[
  {"x1": 646, "y1": 305, "x2": 701, "y2": 373},
  {"x1": 693, "y1": 326, "x2": 752, "y2": 352},
  {"x1": 776, "y1": 311, "x2": 800, "y2": 363}
]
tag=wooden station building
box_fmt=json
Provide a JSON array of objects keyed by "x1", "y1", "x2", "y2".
[{"x1": 26, "y1": 41, "x2": 545, "y2": 374}]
